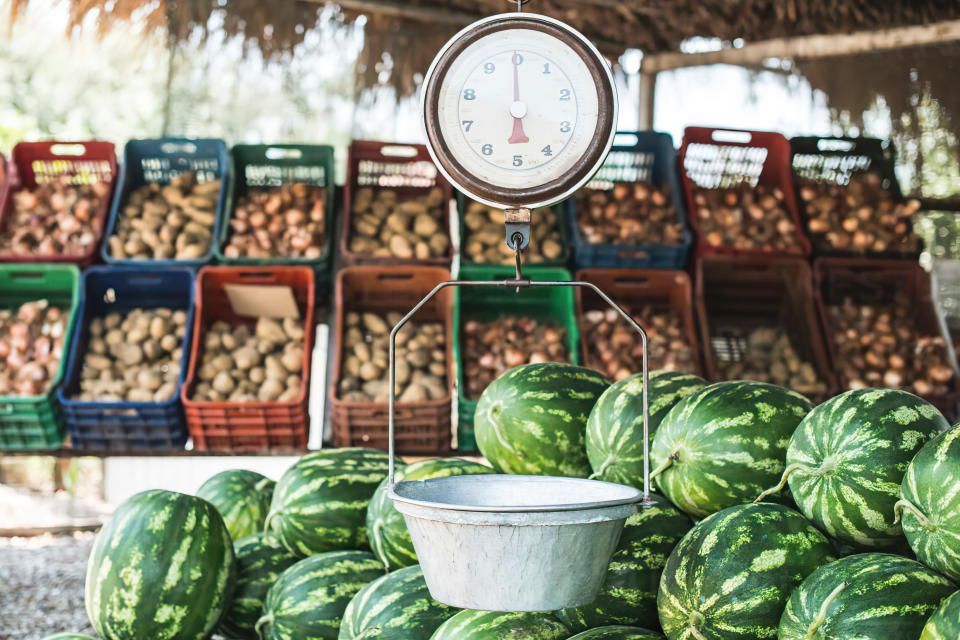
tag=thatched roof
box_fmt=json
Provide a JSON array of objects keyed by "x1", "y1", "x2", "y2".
[{"x1": 10, "y1": 0, "x2": 960, "y2": 94}]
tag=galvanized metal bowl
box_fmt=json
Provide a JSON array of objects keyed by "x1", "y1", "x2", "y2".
[{"x1": 389, "y1": 474, "x2": 642, "y2": 611}]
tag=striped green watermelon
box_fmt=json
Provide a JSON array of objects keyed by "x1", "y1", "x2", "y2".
[
  {"x1": 921, "y1": 589, "x2": 960, "y2": 640},
  {"x1": 41, "y1": 635, "x2": 97, "y2": 639},
  {"x1": 779, "y1": 553, "x2": 956, "y2": 639},
  {"x1": 85, "y1": 489, "x2": 236, "y2": 640},
  {"x1": 256, "y1": 550, "x2": 384, "y2": 640},
  {"x1": 265, "y1": 448, "x2": 393, "y2": 556},
  {"x1": 650, "y1": 381, "x2": 812, "y2": 517},
  {"x1": 896, "y1": 423, "x2": 960, "y2": 581},
  {"x1": 430, "y1": 610, "x2": 569, "y2": 640},
  {"x1": 567, "y1": 627, "x2": 664, "y2": 640},
  {"x1": 759, "y1": 388, "x2": 948, "y2": 548},
  {"x1": 658, "y1": 502, "x2": 833, "y2": 640},
  {"x1": 338, "y1": 564, "x2": 457, "y2": 639},
  {"x1": 587, "y1": 371, "x2": 707, "y2": 488},
  {"x1": 218, "y1": 533, "x2": 299, "y2": 639},
  {"x1": 474, "y1": 362, "x2": 610, "y2": 477},
  {"x1": 196, "y1": 469, "x2": 275, "y2": 542},
  {"x1": 557, "y1": 493, "x2": 691, "y2": 632},
  {"x1": 366, "y1": 458, "x2": 495, "y2": 570}
]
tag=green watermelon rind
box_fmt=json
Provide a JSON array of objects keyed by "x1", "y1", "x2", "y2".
[
  {"x1": 897, "y1": 423, "x2": 960, "y2": 581},
  {"x1": 474, "y1": 362, "x2": 611, "y2": 478},
  {"x1": 85, "y1": 489, "x2": 237, "y2": 640},
  {"x1": 657, "y1": 502, "x2": 834, "y2": 640},
  {"x1": 566, "y1": 626, "x2": 664, "y2": 640},
  {"x1": 921, "y1": 589, "x2": 960, "y2": 640},
  {"x1": 430, "y1": 610, "x2": 570, "y2": 640},
  {"x1": 779, "y1": 553, "x2": 956, "y2": 639},
  {"x1": 40, "y1": 635, "x2": 97, "y2": 640},
  {"x1": 338, "y1": 564, "x2": 457, "y2": 640},
  {"x1": 366, "y1": 458, "x2": 495, "y2": 570},
  {"x1": 196, "y1": 469, "x2": 275, "y2": 542},
  {"x1": 586, "y1": 371, "x2": 707, "y2": 489},
  {"x1": 650, "y1": 380, "x2": 812, "y2": 518}
]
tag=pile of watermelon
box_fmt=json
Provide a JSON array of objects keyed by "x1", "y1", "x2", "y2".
[{"x1": 49, "y1": 361, "x2": 960, "y2": 640}]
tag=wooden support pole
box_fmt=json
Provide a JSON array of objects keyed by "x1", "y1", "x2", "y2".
[
  {"x1": 642, "y1": 19, "x2": 960, "y2": 73},
  {"x1": 637, "y1": 71, "x2": 656, "y2": 130}
]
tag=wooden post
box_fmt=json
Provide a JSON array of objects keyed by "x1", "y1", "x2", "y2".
[{"x1": 637, "y1": 71, "x2": 656, "y2": 131}]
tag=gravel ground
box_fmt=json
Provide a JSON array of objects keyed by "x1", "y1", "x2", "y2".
[{"x1": 0, "y1": 533, "x2": 97, "y2": 640}]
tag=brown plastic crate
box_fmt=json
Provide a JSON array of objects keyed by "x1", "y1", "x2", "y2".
[
  {"x1": 574, "y1": 268, "x2": 703, "y2": 377},
  {"x1": 331, "y1": 265, "x2": 453, "y2": 453},
  {"x1": 694, "y1": 256, "x2": 838, "y2": 402},
  {"x1": 340, "y1": 140, "x2": 453, "y2": 266},
  {"x1": 813, "y1": 257, "x2": 960, "y2": 418},
  {"x1": 181, "y1": 266, "x2": 315, "y2": 452}
]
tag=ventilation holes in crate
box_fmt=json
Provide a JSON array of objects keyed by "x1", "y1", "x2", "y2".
[
  {"x1": 356, "y1": 160, "x2": 437, "y2": 189},
  {"x1": 586, "y1": 151, "x2": 655, "y2": 191},
  {"x1": 30, "y1": 159, "x2": 114, "y2": 185},
  {"x1": 711, "y1": 331, "x2": 749, "y2": 363},
  {"x1": 244, "y1": 165, "x2": 326, "y2": 188},
  {"x1": 792, "y1": 153, "x2": 873, "y2": 186},
  {"x1": 684, "y1": 143, "x2": 769, "y2": 189},
  {"x1": 140, "y1": 157, "x2": 220, "y2": 183}
]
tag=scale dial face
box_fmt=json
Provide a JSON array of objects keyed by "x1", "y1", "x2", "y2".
[{"x1": 423, "y1": 14, "x2": 617, "y2": 210}]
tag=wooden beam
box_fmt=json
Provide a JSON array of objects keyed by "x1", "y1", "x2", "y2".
[
  {"x1": 637, "y1": 71, "x2": 656, "y2": 130},
  {"x1": 642, "y1": 19, "x2": 960, "y2": 73}
]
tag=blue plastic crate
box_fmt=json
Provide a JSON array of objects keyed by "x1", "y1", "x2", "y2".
[
  {"x1": 57, "y1": 266, "x2": 196, "y2": 450},
  {"x1": 101, "y1": 138, "x2": 229, "y2": 269},
  {"x1": 566, "y1": 131, "x2": 692, "y2": 270}
]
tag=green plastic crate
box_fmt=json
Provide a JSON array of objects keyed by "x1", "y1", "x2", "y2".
[
  {"x1": 453, "y1": 265, "x2": 579, "y2": 451},
  {"x1": 456, "y1": 192, "x2": 571, "y2": 268},
  {"x1": 215, "y1": 144, "x2": 336, "y2": 295},
  {"x1": 0, "y1": 265, "x2": 80, "y2": 450}
]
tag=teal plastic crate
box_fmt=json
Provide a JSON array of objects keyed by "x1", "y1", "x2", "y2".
[
  {"x1": 452, "y1": 265, "x2": 578, "y2": 451},
  {"x1": 0, "y1": 265, "x2": 80, "y2": 450}
]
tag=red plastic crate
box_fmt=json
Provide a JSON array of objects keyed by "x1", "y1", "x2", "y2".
[
  {"x1": 181, "y1": 266, "x2": 315, "y2": 452},
  {"x1": 0, "y1": 141, "x2": 117, "y2": 267},
  {"x1": 341, "y1": 140, "x2": 453, "y2": 266},
  {"x1": 679, "y1": 127, "x2": 811, "y2": 258}
]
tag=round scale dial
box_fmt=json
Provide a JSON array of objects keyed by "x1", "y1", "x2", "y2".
[{"x1": 423, "y1": 13, "x2": 617, "y2": 210}]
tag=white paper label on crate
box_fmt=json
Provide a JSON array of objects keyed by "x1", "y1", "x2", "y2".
[{"x1": 224, "y1": 284, "x2": 299, "y2": 319}]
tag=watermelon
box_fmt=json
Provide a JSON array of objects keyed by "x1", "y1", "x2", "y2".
[
  {"x1": 567, "y1": 627, "x2": 664, "y2": 640},
  {"x1": 41, "y1": 635, "x2": 97, "y2": 639},
  {"x1": 196, "y1": 469, "x2": 275, "y2": 542},
  {"x1": 85, "y1": 489, "x2": 236, "y2": 640},
  {"x1": 778, "y1": 553, "x2": 956, "y2": 639},
  {"x1": 649, "y1": 381, "x2": 812, "y2": 517},
  {"x1": 339, "y1": 564, "x2": 457, "y2": 640},
  {"x1": 658, "y1": 502, "x2": 833, "y2": 640},
  {"x1": 557, "y1": 493, "x2": 691, "y2": 632},
  {"x1": 759, "y1": 388, "x2": 948, "y2": 548},
  {"x1": 586, "y1": 371, "x2": 707, "y2": 488},
  {"x1": 896, "y1": 423, "x2": 960, "y2": 581},
  {"x1": 430, "y1": 610, "x2": 569, "y2": 640},
  {"x1": 256, "y1": 550, "x2": 384, "y2": 640},
  {"x1": 921, "y1": 589, "x2": 960, "y2": 640},
  {"x1": 474, "y1": 362, "x2": 611, "y2": 477},
  {"x1": 366, "y1": 458, "x2": 496, "y2": 570},
  {"x1": 218, "y1": 533, "x2": 299, "y2": 639},
  {"x1": 265, "y1": 448, "x2": 393, "y2": 556}
]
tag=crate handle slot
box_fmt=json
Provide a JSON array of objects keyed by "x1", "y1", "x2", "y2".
[
  {"x1": 265, "y1": 147, "x2": 303, "y2": 160},
  {"x1": 123, "y1": 276, "x2": 164, "y2": 287},
  {"x1": 49, "y1": 143, "x2": 87, "y2": 156},
  {"x1": 379, "y1": 145, "x2": 419, "y2": 158},
  {"x1": 613, "y1": 132, "x2": 639, "y2": 147},
  {"x1": 617, "y1": 250, "x2": 650, "y2": 260},
  {"x1": 160, "y1": 142, "x2": 198, "y2": 154},
  {"x1": 9, "y1": 271, "x2": 46, "y2": 280},
  {"x1": 102, "y1": 408, "x2": 139, "y2": 416},
  {"x1": 613, "y1": 277, "x2": 649, "y2": 286},
  {"x1": 816, "y1": 139, "x2": 856, "y2": 152},
  {"x1": 377, "y1": 273, "x2": 415, "y2": 281},
  {"x1": 711, "y1": 130, "x2": 753, "y2": 144},
  {"x1": 238, "y1": 272, "x2": 277, "y2": 279},
  {"x1": 0, "y1": 403, "x2": 12, "y2": 415}
]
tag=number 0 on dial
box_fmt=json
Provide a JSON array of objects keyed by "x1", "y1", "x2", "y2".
[{"x1": 422, "y1": 13, "x2": 617, "y2": 210}]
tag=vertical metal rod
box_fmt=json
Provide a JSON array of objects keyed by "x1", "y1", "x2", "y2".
[{"x1": 388, "y1": 279, "x2": 652, "y2": 508}]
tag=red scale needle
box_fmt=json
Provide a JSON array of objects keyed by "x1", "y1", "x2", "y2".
[{"x1": 508, "y1": 51, "x2": 529, "y2": 145}]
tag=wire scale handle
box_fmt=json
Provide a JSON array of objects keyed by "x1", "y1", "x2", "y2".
[{"x1": 387, "y1": 279, "x2": 653, "y2": 506}]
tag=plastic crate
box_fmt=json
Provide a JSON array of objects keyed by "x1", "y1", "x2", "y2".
[
  {"x1": 574, "y1": 268, "x2": 703, "y2": 377},
  {"x1": 790, "y1": 136, "x2": 920, "y2": 259},
  {"x1": 57, "y1": 267, "x2": 195, "y2": 450},
  {"x1": 331, "y1": 265, "x2": 453, "y2": 453},
  {"x1": 181, "y1": 266, "x2": 315, "y2": 452},
  {"x1": 0, "y1": 141, "x2": 117, "y2": 267},
  {"x1": 0, "y1": 265, "x2": 81, "y2": 450},
  {"x1": 679, "y1": 127, "x2": 811, "y2": 258},
  {"x1": 694, "y1": 256, "x2": 837, "y2": 403},
  {"x1": 102, "y1": 138, "x2": 229, "y2": 269},
  {"x1": 813, "y1": 258, "x2": 959, "y2": 418},
  {"x1": 215, "y1": 144, "x2": 336, "y2": 280},
  {"x1": 341, "y1": 140, "x2": 453, "y2": 266},
  {"x1": 567, "y1": 131, "x2": 692, "y2": 269},
  {"x1": 453, "y1": 265, "x2": 578, "y2": 451}
]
